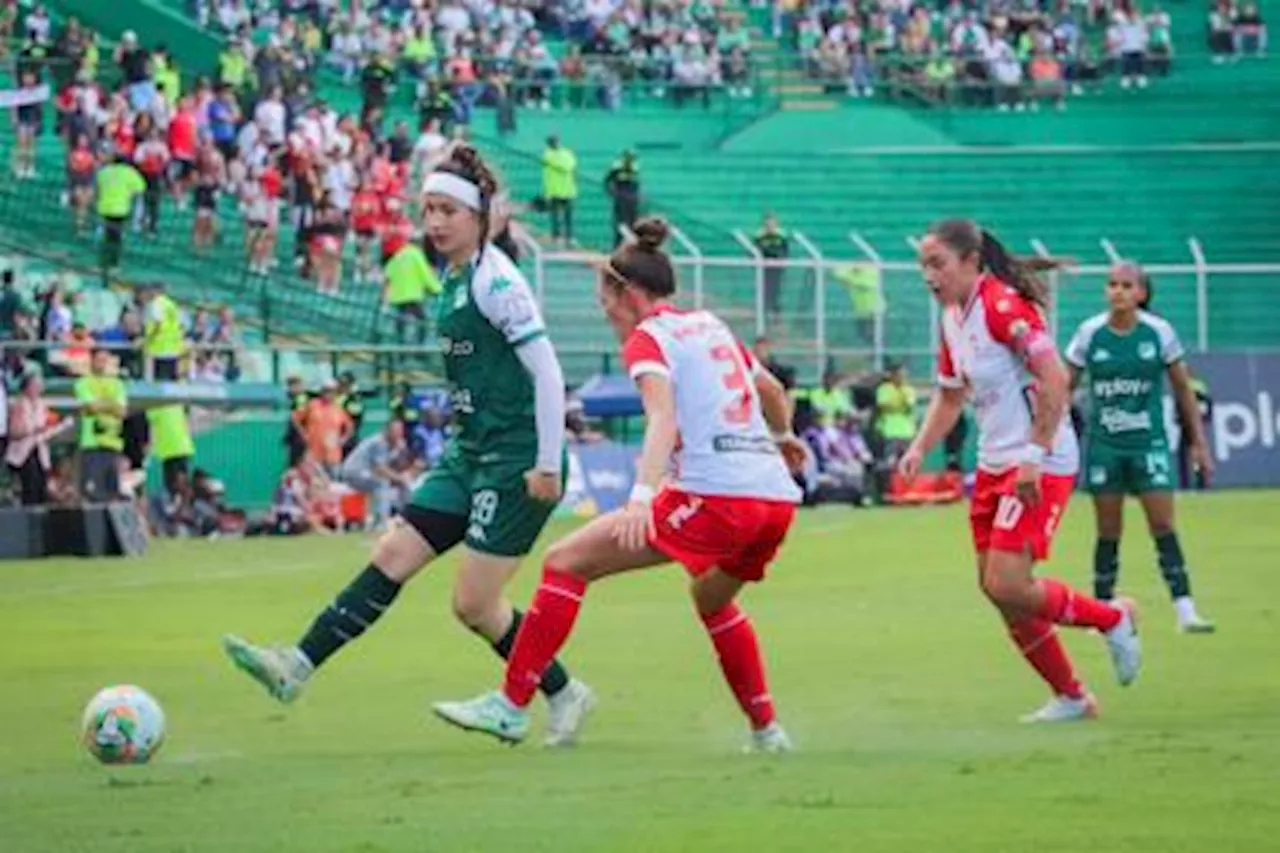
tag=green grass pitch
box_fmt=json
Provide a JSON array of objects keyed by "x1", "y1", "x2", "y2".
[{"x1": 1, "y1": 492, "x2": 1277, "y2": 852}]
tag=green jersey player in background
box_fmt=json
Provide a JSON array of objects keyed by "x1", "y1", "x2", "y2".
[
  {"x1": 223, "y1": 145, "x2": 596, "y2": 746},
  {"x1": 1065, "y1": 262, "x2": 1216, "y2": 633}
]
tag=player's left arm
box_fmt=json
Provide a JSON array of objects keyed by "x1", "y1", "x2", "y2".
[
  {"x1": 1167, "y1": 359, "x2": 1214, "y2": 477},
  {"x1": 474, "y1": 263, "x2": 567, "y2": 477},
  {"x1": 988, "y1": 295, "x2": 1068, "y2": 458}
]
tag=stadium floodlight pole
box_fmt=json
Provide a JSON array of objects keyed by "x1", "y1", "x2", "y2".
[
  {"x1": 793, "y1": 231, "x2": 826, "y2": 371},
  {"x1": 512, "y1": 225, "x2": 546, "y2": 309},
  {"x1": 667, "y1": 224, "x2": 704, "y2": 310},
  {"x1": 1031, "y1": 238, "x2": 1059, "y2": 338},
  {"x1": 732, "y1": 227, "x2": 767, "y2": 337},
  {"x1": 1189, "y1": 237, "x2": 1209, "y2": 351},
  {"x1": 1100, "y1": 238, "x2": 1121, "y2": 264}
]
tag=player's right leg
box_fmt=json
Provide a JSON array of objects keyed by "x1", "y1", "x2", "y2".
[
  {"x1": 1090, "y1": 492, "x2": 1125, "y2": 601},
  {"x1": 222, "y1": 462, "x2": 472, "y2": 704},
  {"x1": 431, "y1": 509, "x2": 666, "y2": 744}
]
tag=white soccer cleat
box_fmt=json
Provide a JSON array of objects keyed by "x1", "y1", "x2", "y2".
[
  {"x1": 1020, "y1": 693, "x2": 1099, "y2": 723},
  {"x1": 543, "y1": 679, "x2": 596, "y2": 748},
  {"x1": 222, "y1": 635, "x2": 312, "y2": 704},
  {"x1": 432, "y1": 691, "x2": 530, "y2": 745},
  {"x1": 746, "y1": 721, "x2": 793, "y2": 754},
  {"x1": 1104, "y1": 597, "x2": 1142, "y2": 686},
  {"x1": 1178, "y1": 613, "x2": 1216, "y2": 634},
  {"x1": 1174, "y1": 596, "x2": 1216, "y2": 634}
]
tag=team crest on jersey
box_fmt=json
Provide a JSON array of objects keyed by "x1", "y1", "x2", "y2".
[
  {"x1": 1009, "y1": 319, "x2": 1030, "y2": 339},
  {"x1": 1138, "y1": 341, "x2": 1157, "y2": 360},
  {"x1": 453, "y1": 284, "x2": 469, "y2": 310}
]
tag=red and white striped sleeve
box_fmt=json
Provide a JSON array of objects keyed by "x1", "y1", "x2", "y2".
[{"x1": 622, "y1": 327, "x2": 669, "y2": 382}]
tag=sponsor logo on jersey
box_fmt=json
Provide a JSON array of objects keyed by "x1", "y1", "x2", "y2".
[
  {"x1": 712, "y1": 434, "x2": 778, "y2": 455},
  {"x1": 1138, "y1": 341, "x2": 1157, "y2": 361},
  {"x1": 1092, "y1": 348, "x2": 1111, "y2": 363},
  {"x1": 1093, "y1": 377, "x2": 1152, "y2": 399},
  {"x1": 1099, "y1": 407, "x2": 1153, "y2": 434}
]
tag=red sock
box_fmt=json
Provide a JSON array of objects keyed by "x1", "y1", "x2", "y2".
[
  {"x1": 1037, "y1": 578, "x2": 1122, "y2": 632},
  {"x1": 502, "y1": 566, "x2": 587, "y2": 707},
  {"x1": 701, "y1": 604, "x2": 776, "y2": 730},
  {"x1": 1007, "y1": 618, "x2": 1084, "y2": 698}
]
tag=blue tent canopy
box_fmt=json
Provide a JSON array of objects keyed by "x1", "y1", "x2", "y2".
[{"x1": 576, "y1": 373, "x2": 641, "y2": 419}]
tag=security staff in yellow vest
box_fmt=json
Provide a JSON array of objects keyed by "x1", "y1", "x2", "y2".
[
  {"x1": 541, "y1": 135, "x2": 578, "y2": 247},
  {"x1": 139, "y1": 282, "x2": 186, "y2": 380},
  {"x1": 381, "y1": 241, "x2": 441, "y2": 344},
  {"x1": 76, "y1": 348, "x2": 129, "y2": 502},
  {"x1": 96, "y1": 153, "x2": 146, "y2": 274},
  {"x1": 753, "y1": 213, "x2": 789, "y2": 326},
  {"x1": 148, "y1": 403, "x2": 195, "y2": 496}
]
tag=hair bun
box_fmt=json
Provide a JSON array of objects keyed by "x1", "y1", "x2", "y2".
[{"x1": 632, "y1": 217, "x2": 669, "y2": 252}]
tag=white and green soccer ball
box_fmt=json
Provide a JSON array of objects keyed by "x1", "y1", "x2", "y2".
[{"x1": 81, "y1": 685, "x2": 166, "y2": 765}]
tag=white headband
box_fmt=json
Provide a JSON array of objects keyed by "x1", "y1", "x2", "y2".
[{"x1": 424, "y1": 172, "x2": 482, "y2": 211}]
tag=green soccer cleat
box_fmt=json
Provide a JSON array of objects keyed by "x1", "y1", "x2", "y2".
[
  {"x1": 222, "y1": 635, "x2": 311, "y2": 704},
  {"x1": 432, "y1": 691, "x2": 530, "y2": 745}
]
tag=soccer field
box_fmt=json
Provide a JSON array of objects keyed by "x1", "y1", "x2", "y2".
[{"x1": 1, "y1": 492, "x2": 1277, "y2": 852}]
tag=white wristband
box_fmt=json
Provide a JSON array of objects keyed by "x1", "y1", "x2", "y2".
[
  {"x1": 1022, "y1": 444, "x2": 1048, "y2": 466},
  {"x1": 629, "y1": 483, "x2": 656, "y2": 505}
]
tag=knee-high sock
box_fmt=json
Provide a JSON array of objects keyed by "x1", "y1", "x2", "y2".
[
  {"x1": 298, "y1": 565, "x2": 402, "y2": 668},
  {"x1": 488, "y1": 608, "x2": 570, "y2": 698},
  {"x1": 1154, "y1": 532, "x2": 1192, "y2": 600},
  {"x1": 701, "y1": 604, "x2": 776, "y2": 730},
  {"x1": 502, "y1": 566, "x2": 586, "y2": 707},
  {"x1": 1007, "y1": 618, "x2": 1084, "y2": 699},
  {"x1": 1037, "y1": 578, "x2": 1123, "y2": 632},
  {"x1": 1093, "y1": 538, "x2": 1120, "y2": 600}
]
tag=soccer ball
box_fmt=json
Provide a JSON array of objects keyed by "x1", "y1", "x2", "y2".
[{"x1": 80, "y1": 685, "x2": 166, "y2": 765}]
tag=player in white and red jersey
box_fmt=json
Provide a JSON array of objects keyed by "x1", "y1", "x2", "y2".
[
  {"x1": 900, "y1": 219, "x2": 1142, "y2": 723},
  {"x1": 434, "y1": 218, "x2": 804, "y2": 751}
]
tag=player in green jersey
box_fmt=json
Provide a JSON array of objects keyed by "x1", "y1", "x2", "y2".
[
  {"x1": 222, "y1": 146, "x2": 596, "y2": 746},
  {"x1": 1064, "y1": 262, "x2": 1216, "y2": 633}
]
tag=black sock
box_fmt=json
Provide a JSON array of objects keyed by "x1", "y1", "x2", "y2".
[
  {"x1": 298, "y1": 565, "x2": 402, "y2": 669},
  {"x1": 1093, "y1": 538, "x2": 1119, "y2": 600},
  {"x1": 1154, "y1": 531, "x2": 1192, "y2": 599},
  {"x1": 490, "y1": 608, "x2": 570, "y2": 697}
]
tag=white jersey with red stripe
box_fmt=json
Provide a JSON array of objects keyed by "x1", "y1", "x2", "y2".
[
  {"x1": 623, "y1": 305, "x2": 802, "y2": 503},
  {"x1": 937, "y1": 274, "x2": 1078, "y2": 476}
]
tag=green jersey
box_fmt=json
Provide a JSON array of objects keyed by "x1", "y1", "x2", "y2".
[
  {"x1": 436, "y1": 245, "x2": 545, "y2": 462},
  {"x1": 1065, "y1": 310, "x2": 1183, "y2": 451}
]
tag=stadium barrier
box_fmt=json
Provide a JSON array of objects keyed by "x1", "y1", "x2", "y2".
[{"x1": 522, "y1": 234, "x2": 1280, "y2": 381}]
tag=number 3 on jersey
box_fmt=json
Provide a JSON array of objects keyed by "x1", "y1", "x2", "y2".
[{"x1": 709, "y1": 344, "x2": 751, "y2": 425}]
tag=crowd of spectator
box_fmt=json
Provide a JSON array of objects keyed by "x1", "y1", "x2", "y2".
[{"x1": 774, "y1": 0, "x2": 1266, "y2": 107}]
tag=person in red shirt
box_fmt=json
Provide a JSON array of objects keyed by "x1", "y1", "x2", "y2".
[
  {"x1": 349, "y1": 178, "x2": 383, "y2": 284},
  {"x1": 133, "y1": 129, "x2": 171, "y2": 235},
  {"x1": 379, "y1": 195, "x2": 414, "y2": 263},
  {"x1": 167, "y1": 96, "x2": 199, "y2": 207},
  {"x1": 66, "y1": 133, "x2": 97, "y2": 233},
  {"x1": 243, "y1": 162, "x2": 283, "y2": 275},
  {"x1": 108, "y1": 114, "x2": 136, "y2": 160}
]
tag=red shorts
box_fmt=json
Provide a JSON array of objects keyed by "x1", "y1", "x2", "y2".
[
  {"x1": 648, "y1": 488, "x2": 796, "y2": 582},
  {"x1": 970, "y1": 469, "x2": 1074, "y2": 561}
]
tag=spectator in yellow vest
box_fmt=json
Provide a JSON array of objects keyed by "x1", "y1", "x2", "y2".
[
  {"x1": 541, "y1": 135, "x2": 577, "y2": 248},
  {"x1": 75, "y1": 348, "x2": 128, "y2": 502},
  {"x1": 139, "y1": 282, "x2": 186, "y2": 380},
  {"x1": 875, "y1": 362, "x2": 918, "y2": 461},
  {"x1": 382, "y1": 242, "x2": 441, "y2": 344}
]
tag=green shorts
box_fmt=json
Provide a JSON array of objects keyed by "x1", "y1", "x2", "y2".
[
  {"x1": 407, "y1": 448, "x2": 557, "y2": 558},
  {"x1": 1084, "y1": 443, "x2": 1175, "y2": 495}
]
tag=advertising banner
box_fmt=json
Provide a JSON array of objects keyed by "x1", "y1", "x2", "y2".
[{"x1": 1174, "y1": 353, "x2": 1280, "y2": 488}]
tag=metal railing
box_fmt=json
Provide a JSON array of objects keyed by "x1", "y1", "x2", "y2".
[{"x1": 520, "y1": 230, "x2": 1280, "y2": 381}]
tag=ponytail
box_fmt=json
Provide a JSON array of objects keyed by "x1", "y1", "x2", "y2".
[{"x1": 977, "y1": 229, "x2": 1066, "y2": 308}]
